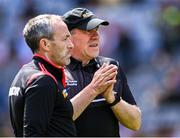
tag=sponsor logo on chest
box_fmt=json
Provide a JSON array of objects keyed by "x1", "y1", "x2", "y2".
[{"x1": 66, "y1": 80, "x2": 78, "y2": 86}]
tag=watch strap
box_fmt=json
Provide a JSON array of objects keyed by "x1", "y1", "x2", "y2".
[{"x1": 108, "y1": 94, "x2": 121, "y2": 107}]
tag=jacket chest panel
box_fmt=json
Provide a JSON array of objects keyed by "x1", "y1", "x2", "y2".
[{"x1": 66, "y1": 69, "x2": 93, "y2": 98}]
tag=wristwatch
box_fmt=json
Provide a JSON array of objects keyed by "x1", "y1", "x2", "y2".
[{"x1": 108, "y1": 94, "x2": 121, "y2": 107}]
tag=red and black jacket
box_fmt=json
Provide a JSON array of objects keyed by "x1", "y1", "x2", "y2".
[{"x1": 9, "y1": 54, "x2": 76, "y2": 137}]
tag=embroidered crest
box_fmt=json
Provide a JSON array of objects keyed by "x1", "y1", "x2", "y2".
[
  {"x1": 81, "y1": 12, "x2": 91, "y2": 18},
  {"x1": 62, "y1": 89, "x2": 68, "y2": 98}
]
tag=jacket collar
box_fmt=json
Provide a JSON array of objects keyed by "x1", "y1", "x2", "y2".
[
  {"x1": 67, "y1": 57, "x2": 99, "y2": 71},
  {"x1": 33, "y1": 54, "x2": 66, "y2": 87}
]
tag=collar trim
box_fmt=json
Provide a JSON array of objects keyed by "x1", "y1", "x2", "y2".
[
  {"x1": 33, "y1": 53, "x2": 66, "y2": 87},
  {"x1": 33, "y1": 53, "x2": 64, "y2": 70}
]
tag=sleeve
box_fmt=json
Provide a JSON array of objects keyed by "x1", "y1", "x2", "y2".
[
  {"x1": 114, "y1": 67, "x2": 137, "y2": 105},
  {"x1": 23, "y1": 75, "x2": 57, "y2": 136}
]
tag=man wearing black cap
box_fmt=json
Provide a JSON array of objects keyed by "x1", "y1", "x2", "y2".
[{"x1": 63, "y1": 8, "x2": 141, "y2": 136}]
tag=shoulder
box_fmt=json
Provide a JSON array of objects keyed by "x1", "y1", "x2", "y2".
[
  {"x1": 27, "y1": 72, "x2": 55, "y2": 85},
  {"x1": 18, "y1": 61, "x2": 58, "y2": 87},
  {"x1": 96, "y1": 56, "x2": 127, "y2": 79},
  {"x1": 96, "y1": 56, "x2": 119, "y2": 67}
]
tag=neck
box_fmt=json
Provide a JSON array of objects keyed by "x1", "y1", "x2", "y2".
[
  {"x1": 35, "y1": 52, "x2": 62, "y2": 68},
  {"x1": 82, "y1": 60, "x2": 90, "y2": 66},
  {"x1": 72, "y1": 56, "x2": 91, "y2": 66},
  {"x1": 44, "y1": 53, "x2": 62, "y2": 68}
]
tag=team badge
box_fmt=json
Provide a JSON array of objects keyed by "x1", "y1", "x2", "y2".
[
  {"x1": 62, "y1": 89, "x2": 68, "y2": 98},
  {"x1": 82, "y1": 12, "x2": 90, "y2": 18}
]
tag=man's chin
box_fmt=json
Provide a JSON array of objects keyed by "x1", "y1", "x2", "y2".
[{"x1": 91, "y1": 53, "x2": 99, "y2": 59}]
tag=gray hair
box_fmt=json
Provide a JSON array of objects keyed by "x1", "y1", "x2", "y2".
[{"x1": 23, "y1": 14, "x2": 61, "y2": 53}]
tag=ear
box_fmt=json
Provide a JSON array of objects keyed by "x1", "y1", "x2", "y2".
[{"x1": 39, "y1": 38, "x2": 50, "y2": 52}]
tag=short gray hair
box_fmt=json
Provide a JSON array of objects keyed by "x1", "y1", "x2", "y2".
[{"x1": 23, "y1": 14, "x2": 61, "y2": 53}]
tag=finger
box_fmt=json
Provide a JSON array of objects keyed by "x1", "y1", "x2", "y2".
[
  {"x1": 92, "y1": 66, "x2": 117, "y2": 89},
  {"x1": 98, "y1": 63, "x2": 108, "y2": 71},
  {"x1": 93, "y1": 70, "x2": 117, "y2": 87},
  {"x1": 102, "y1": 69, "x2": 118, "y2": 80},
  {"x1": 104, "y1": 72, "x2": 117, "y2": 81},
  {"x1": 104, "y1": 79, "x2": 117, "y2": 85},
  {"x1": 103, "y1": 67, "x2": 117, "y2": 77},
  {"x1": 93, "y1": 74, "x2": 107, "y2": 85},
  {"x1": 95, "y1": 72, "x2": 117, "y2": 88},
  {"x1": 93, "y1": 64, "x2": 110, "y2": 80}
]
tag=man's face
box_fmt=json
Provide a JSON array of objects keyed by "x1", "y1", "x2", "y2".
[
  {"x1": 47, "y1": 19, "x2": 74, "y2": 66},
  {"x1": 70, "y1": 28, "x2": 100, "y2": 63}
]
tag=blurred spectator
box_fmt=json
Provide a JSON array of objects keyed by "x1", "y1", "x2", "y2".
[
  {"x1": 159, "y1": 4, "x2": 180, "y2": 55},
  {"x1": 160, "y1": 62, "x2": 180, "y2": 104}
]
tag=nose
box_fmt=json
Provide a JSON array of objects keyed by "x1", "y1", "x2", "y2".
[
  {"x1": 90, "y1": 29, "x2": 99, "y2": 39},
  {"x1": 67, "y1": 38, "x2": 74, "y2": 49}
]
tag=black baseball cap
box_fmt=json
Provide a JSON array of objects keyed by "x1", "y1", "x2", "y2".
[{"x1": 62, "y1": 8, "x2": 109, "y2": 31}]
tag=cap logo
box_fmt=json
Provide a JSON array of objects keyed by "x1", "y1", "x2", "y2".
[{"x1": 81, "y1": 9, "x2": 92, "y2": 18}]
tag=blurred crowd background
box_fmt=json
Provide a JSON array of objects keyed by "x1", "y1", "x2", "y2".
[{"x1": 0, "y1": 0, "x2": 179, "y2": 136}]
